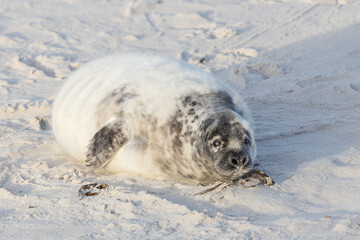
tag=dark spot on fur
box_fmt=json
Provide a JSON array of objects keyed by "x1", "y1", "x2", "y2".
[
  {"x1": 183, "y1": 96, "x2": 192, "y2": 107},
  {"x1": 188, "y1": 108, "x2": 196, "y2": 115},
  {"x1": 191, "y1": 115, "x2": 199, "y2": 123},
  {"x1": 106, "y1": 85, "x2": 138, "y2": 104},
  {"x1": 116, "y1": 92, "x2": 137, "y2": 104},
  {"x1": 177, "y1": 109, "x2": 184, "y2": 117},
  {"x1": 191, "y1": 101, "x2": 200, "y2": 107},
  {"x1": 116, "y1": 110, "x2": 124, "y2": 118},
  {"x1": 170, "y1": 120, "x2": 182, "y2": 134},
  {"x1": 169, "y1": 109, "x2": 183, "y2": 134},
  {"x1": 172, "y1": 136, "x2": 183, "y2": 153},
  {"x1": 184, "y1": 131, "x2": 192, "y2": 138}
]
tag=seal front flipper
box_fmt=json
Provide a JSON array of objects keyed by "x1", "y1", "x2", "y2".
[{"x1": 85, "y1": 121, "x2": 128, "y2": 168}]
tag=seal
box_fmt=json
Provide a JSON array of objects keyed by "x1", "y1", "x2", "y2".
[{"x1": 52, "y1": 53, "x2": 256, "y2": 184}]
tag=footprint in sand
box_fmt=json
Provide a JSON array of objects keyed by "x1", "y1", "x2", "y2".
[
  {"x1": 18, "y1": 56, "x2": 56, "y2": 78},
  {"x1": 207, "y1": 27, "x2": 239, "y2": 39},
  {"x1": 247, "y1": 62, "x2": 282, "y2": 79}
]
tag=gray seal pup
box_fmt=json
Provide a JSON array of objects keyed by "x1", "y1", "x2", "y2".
[{"x1": 52, "y1": 53, "x2": 256, "y2": 184}]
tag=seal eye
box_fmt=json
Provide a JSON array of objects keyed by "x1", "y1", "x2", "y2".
[
  {"x1": 243, "y1": 137, "x2": 251, "y2": 145},
  {"x1": 212, "y1": 140, "x2": 222, "y2": 148},
  {"x1": 210, "y1": 138, "x2": 223, "y2": 152}
]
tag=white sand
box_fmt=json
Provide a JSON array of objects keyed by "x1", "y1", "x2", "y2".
[{"x1": 1, "y1": 0, "x2": 360, "y2": 239}]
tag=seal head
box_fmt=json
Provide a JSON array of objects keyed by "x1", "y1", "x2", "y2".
[{"x1": 201, "y1": 111, "x2": 255, "y2": 181}]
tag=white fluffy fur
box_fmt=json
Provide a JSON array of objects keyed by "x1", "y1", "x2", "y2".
[{"x1": 52, "y1": 53, "x2": 254, "y2": 179}]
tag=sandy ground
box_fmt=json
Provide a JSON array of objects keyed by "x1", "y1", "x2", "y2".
[{"x1": 1, "y1": 0, "x2": 360, "y2": 239}]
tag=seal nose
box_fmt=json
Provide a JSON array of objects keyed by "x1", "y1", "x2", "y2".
[{"x1": 229, "y1": 152, "x2": 248, "y2": 168}]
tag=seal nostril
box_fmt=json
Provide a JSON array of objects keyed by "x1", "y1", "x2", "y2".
[
  {"x1": 231, "y1": 158, "x2": 240, "y2": 167},
  {"x1": 242, "y1": 156, "x2": 248, "y2": 165}
]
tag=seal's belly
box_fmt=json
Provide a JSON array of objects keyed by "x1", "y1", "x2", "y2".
[{"x1": 104, "y1": 136, "x2": 168, "y2": 179}]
